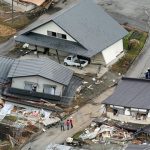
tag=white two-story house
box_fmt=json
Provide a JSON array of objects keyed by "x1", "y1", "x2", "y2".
[{"x1": 15, "y1": 0, "x2": 128, "y2": 66}]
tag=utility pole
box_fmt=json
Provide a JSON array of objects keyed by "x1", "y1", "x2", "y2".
[{"x1": 12, "y1": 0, "x2": 14, "y2": 24}]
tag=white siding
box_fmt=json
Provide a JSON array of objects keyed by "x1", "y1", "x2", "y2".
[
  {"x1": 102, "y1": 39, "x2": 124, "y2": 65},
  {"x1": 32, "y1": 21, "x2": 76, "y2": 42},
  {"x1": 11, "y1": 76, "x2": 63, "y2": 96}
]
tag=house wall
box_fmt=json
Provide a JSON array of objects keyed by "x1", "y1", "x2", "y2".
[
  {"x1": 107, "y1": 112, "x2": 150, "y2": 124},
  {"x1": 4, "y1": 0, "x2": 35, "y2": 12},
  {"x1": 105, "y1": 105, "x2": 150, "y2": 124},
  {"x1": 32, "y1": 21, "x2": 76, "y2": 42},
  {"x1": 102, "y1": 39, "x2": 124, "y2": 66},
  {"x1": 11, "y1": 76, "x2": 64, "y2": 96}
]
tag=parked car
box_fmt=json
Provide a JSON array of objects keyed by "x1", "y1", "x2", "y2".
[{"x1": 64, "y1": 55, "x2": 88, "y2": 68}]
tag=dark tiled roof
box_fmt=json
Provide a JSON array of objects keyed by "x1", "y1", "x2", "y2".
[
  {"x1": 103, "y1": 77, "x2": 150, "y2": 109},
  {"x1": 8, "y1": 58, "x2": 73, "y2": 85}
]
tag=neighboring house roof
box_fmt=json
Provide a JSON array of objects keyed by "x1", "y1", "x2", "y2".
[
  {"x1": 103, "y1": 77, "x2": 150, "y2": 110},
  {"x1": 125, "y1": 144, "x2": 150, "y2": 150},
  {"x1": 8, "y1": 58, "x2": 73, "y2": 85},
  {"x1": 0, "y1": 56, "x2": 15, "y2": 84},
  {"x1": 16, "y1": 0, "x2": 128, "y2": 58},
  {"x1": 20, "y1": 0, "x2": 45, "y2": 6}
]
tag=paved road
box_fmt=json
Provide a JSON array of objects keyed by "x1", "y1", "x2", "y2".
[{"x1": 21, "y1": 87, "x2": 115, "y2": 150}]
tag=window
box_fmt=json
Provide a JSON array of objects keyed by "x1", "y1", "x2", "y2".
[
  {"x1": 113, "y1": 109, "x2": 118, "y2": 116},
  {"x1": 43, "y1": 85, "x2": 56, "y2": 95},
  {"x1": 67, "y1": 57, "x2": 71, "y2": 60},
  {"x1": 62, "y1": 34, "x2": 67, "y2": 39},
  {"x1": 24, "y1": 81, "x2": 38, "y2": 92},
  {"x1": 47, "y1": 31, "x2": 56, "y2": 37},
  {"x1": 52, "y1": 32, "x2": 56, "y2": 37},
  {"x1": 47, "y1": 31, "x2": 67, "y2": 39},
  {"x1": 56, "y1": 33, "x2": 66, "y2": 39},
  {"x1": 24, "y1": 82, "x2": 32, "y2": 91}
]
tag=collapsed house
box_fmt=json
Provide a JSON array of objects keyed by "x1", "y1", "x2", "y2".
[
  {"x1": 102, "y1": 77, "x2": 150, "y2": 124},
  {"x1": 4, "y1": 0, "x2": 55, "y2": 12},
  {"x1": 6, "y1": 58, "x2": 82, "y2": 105},
  {"x1": 15, "y1": 0, "x2": 128, "y2": 66}
]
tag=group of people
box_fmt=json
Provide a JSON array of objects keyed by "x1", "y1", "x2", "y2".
[{"x1": 60, "y1": 117, "x2": 73, "y2": 131}]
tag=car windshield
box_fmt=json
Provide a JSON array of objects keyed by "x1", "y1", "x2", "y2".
[
  {"x1": 75, "y1": 60, "x2": 80, "y2": 63},
  {"x1": 67, "y1": 57, "x2": 71, "y2": 60}
]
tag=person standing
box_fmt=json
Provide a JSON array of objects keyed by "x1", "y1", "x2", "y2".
[
  {"x1": 70, "y1": 117, "x2": 73, "y2": 128},
  {"x1": 66, "y1": 119, "x2": 70, "y2": 130},
  {"x1": 60, "y1": 119, "x2": 65, "y2": 131}
]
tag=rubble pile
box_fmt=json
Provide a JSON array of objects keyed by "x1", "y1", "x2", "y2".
[
  {"x1": 69, "y1": 117, "x2": 150, "y2": 148},
  {"x1": 0, "y1": 101, "x2": 61, "y2": 147},
  {"x1": 79, "y1": 121, "x2": 132, "y2": 145}
]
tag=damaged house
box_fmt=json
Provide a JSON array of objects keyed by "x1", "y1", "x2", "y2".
[
  {"x1": 15, "y1": 0, "x2": 128, "y2": 67},
  {"x1": 2, "y1": 57, "x2": 82, "y2": 105},
  {"x1": 4, "y1": 0, "x2": 52, "y2": 12},
  {"x1": 102, "y1": 77, "x2": 150, "y2": 124}
]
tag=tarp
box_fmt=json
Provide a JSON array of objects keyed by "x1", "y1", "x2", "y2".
[
  {"x1": 80, "y1": 127, "x2": 100, "y2": 140},
  {"x1": 0, "y1": 102, "x2": 14, "y2": 121},
  {"x1": 43, "y1": 117, "x2": 60, "y2": 126},
  {"x1": 20, "y1": 0, "x2": 46, "y2": 6}
]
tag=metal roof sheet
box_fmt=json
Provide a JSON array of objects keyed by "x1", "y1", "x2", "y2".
[
  {"x1": 8, "y1": 58, "x2": 73, "y2": 85},
  {"x1": 0, "y1": 56, "x2": 15, "y2": 84},
  {"x1": 103, "y1": 77, "x2": 150, "y2": 110}
]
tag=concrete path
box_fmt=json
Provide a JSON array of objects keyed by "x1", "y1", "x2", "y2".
[{"x1": 21, "y1": 87, "x2": 115, "y2": 150}]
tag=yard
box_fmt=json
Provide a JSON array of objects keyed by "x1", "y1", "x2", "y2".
[
  {"x1": 111, "y1": 26, "x2": 148, "y2": 74},
  {"x1": 0, "y1": 1, "x2": 45, "y2": 44}
]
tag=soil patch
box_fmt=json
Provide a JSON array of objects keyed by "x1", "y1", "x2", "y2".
[{"x1": 0, "y1": 24, "x2": 16, "y2": 36}]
